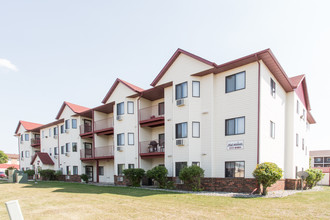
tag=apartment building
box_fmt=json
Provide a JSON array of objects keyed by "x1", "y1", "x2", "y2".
[
  {"x1": 14, "y1": 48, "x2": 315, "y2": 188},
  {"x1": 309, "y1": 150, "x2": 330, "y2": 186}
]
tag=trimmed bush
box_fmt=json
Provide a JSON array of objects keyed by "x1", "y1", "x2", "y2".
[
  {"x1": 123, "y1": 168, "x2": 145, "y2": 187},
  {"x1": 179, "y1": 165, "x2": 204, "y2": 191},
  {"x1": 5, "y1": 166, "x2": 17, "y2": 176},
  {"x1": 80, "y1": 174, "x2": 89, "y2": 183},
  {"x1": 24, "y1": 169, "x2": 35, "y2": 177},
  {"x1": 306, "y1": 168, "x2": 324, "y2": 189},
  {"x1": 253, "y1": 162, "x2": 283, "y2": 195},
  {"x1": 55, "y1": 170, "x2": 63, "y2": 180},
  {"x1": 39, "y1": 169, "x2": 56, "y2": 180},
  {"x1": 146, "y1": 166, "x2": 168, "y2": 188}
]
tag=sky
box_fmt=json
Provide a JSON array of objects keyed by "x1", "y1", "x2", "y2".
[{"x1": 0, "y1": 0, "x2": 329, "y2": 154}]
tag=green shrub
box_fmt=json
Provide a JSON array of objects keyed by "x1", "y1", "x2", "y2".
[
  {"x1": 253, "y1": 162, "x2": 283, "y2": 195},
  {"x1": 306, "y1": 168, "x2": 324, "y2": 189},
  {"x1": 179, "y1": 165, "x2": 204, "y2": 191},
  {"x1": 5, "y1": 166, "x2": 17, "y2": 176},
  {"x1": 24, "y1": 169, "x2": 35, "y2": 177},
  {"x1": 165, "y1": 180, "x2": 175, "y2": 190},
  {"x1": 55, "y1": 170, "x2": 63, "y2": 180},
  {"x1": 80, "y1": 174, "x2": 89, "y2": 183},
  {"x1": 39, "y1": 169, "x2": 56, "y2": 180},
  {"x1": 123, "y1": 168, "x2": 145, "y2": 187},
  {"x1": 146, "y1": 166, "x2": 168, "y2": 188}
]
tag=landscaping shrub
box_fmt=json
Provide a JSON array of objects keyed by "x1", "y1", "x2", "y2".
[
  {"x1": 123, "y1": 168, "x2": 145, "y2": 187},
  {"x1": 80, "y1": 174, "x2": 89, "y2": 183},
  {"x1": 5, "y1": 166, "x2": 17, "y2": 176},
  {"x1": 55, "y1": 170, "x2": 63, "y2": 180},
  {"x1": 24, "y1": 169, "x2": 35, "y2": 177},
  {"x1": 253, "y1": 162, "x2": 283, "y2": 195},
  {"x1": 39, "y1": 169, "x2": 56, "y2": 180},
  {"x1": 305, "y1": 168, "x2": 325, "y2": 189},
  {"x1": 179, "y1": 165, "x2": 204, "y2": 191},
  {"x1": 146, "y1": 166, "x2": 168, "y2": 188}
]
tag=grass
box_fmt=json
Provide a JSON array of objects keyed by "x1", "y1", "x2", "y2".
[{"x1": 0, "y1": 181, "x2": 329, "y2": 220}]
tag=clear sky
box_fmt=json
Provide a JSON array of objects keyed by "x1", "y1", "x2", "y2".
[{"x1": 1, "y1": 0, "x2": 329, "y2": 154}]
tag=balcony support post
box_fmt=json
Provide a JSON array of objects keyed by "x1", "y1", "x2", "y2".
[{"x1": 96, "y1": 160, "x2": 99, "y2": 183}]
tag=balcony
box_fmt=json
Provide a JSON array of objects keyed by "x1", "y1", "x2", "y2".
[
  {"x1": 140, "y1": 140, "x2": 165, "y2": 158},
  {"x1": 31, "y1": 138, "x2": 40, "y2": 148},
  {"x1": 95, "y1": 145, "x2": 114, "y2": 159},
  {"x1": 80, "y1": 148, "x2": 93, "y2": 161},
  {"x1": 80, "y1": 124, "x2": 93, "y2": 138},
  {"x1": 139, "y1": 104, "x2": 164, "y2": 127},
  {"x1": 94, "y1": 118, "x2": 114, "y2": 135}
]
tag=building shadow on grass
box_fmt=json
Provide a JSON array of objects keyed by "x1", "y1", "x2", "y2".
[{"x1": 21, "y1": 181, "x2": 181, "y2": 197}]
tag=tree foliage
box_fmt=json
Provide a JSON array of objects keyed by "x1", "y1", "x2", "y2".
[
  {"x1": 39, "y1": 169, "x2": 56, "y2": 180},
  {"x1": 179, "y1": 165, "x2": 204, "y2": 191},
  {"x1": 146, "y1": 166, "x2": 168, "y2": 188},
  {"x1": 80, "y1": 174, "x2": 89, "y2": 183},
  {"x1": 24, "y1": 169, "x2": 35, "y2": 177},
  {"x1": 305, "y1": 168, "x2": 324, "y2": 189},
  {"x1": 0, "y1": 150, "x2": 8, "y2": 164},
  {"x1": 253, "y1": 162, "x2": 283, "y2": 195},
  {"x1": 123, "y1": 168, "x2": 145, "y2": 187}
]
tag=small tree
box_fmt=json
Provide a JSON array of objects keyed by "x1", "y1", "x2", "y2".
[
  {"x1": 80, "y1": 174, "x2": 89, "y2": 183},
  {"x1": 179, "y1": 165, "x2": 204, "y2": 191},
  {"x1": 0, "y1": 151, "x2": 8, "y2": 164},
  {"x1": 146, "y1": 166, "x2": 168, "y2": 188},
  {"x1": 305, "y1": 168, "x2": 324, "y2": 189},
  {"x1": 123, "y1": 168, "x2": 145, "y2": 187},
  {"x1": 253, "y1": 162, "x2": 283, "y2": 195},
  {"x1": 55, "y1": 170, "x2": 63, "y2": 180},
  {"x1": 24, "y1": 169, "x2": 35, "y2": 177}
]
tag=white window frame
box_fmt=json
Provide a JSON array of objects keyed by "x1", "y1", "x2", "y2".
[
  {"x1": 270, "y1": 121, "x2": 275, "y2": 139},
  {"x1": 192, "y1": 122, "x2": 200, "y2": 138},
  {"x1": 192, "y1": 81, "x2": 200, "y2": 97},
  {"x1": 127, "y1": 101, "x2": 134, "y2": 114},
  {"x1": 117, "y1": 133, "x2": 125, "y2": 146},
  {"x1": 128, "y1": 133, "x2": 134, "y2": 145}
]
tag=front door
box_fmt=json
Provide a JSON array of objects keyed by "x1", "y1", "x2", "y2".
[
  {"x1": 84, "y1": 143, "x2": 92, "y2": 158},
  {"x1": 85, "y1": 166, "x2": 93, "y2": 182}
]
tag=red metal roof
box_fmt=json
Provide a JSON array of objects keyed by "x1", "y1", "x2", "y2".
[
  {"x1": 30, "y1": 152, "x2": 54, "y2": 165},
  {"x1": 15, "y1": 120, "x2": 43, "y2": 134},
  {"x1": 6, "y1": 154, "x2": 19, "y2": 159},
  {"x1": 151, "y1": 48, "x2": 217, "y2": 86},
  {"x1": 56, "y1": 101, "x2": 90, "y2": 119},
  {"x1": 289, "y1": 74, "x2": 305, "y2": 88},
  {"x1": 0, "y1": 164, "x2": 19, "y2": 169},
  {"x1": 102, "y1": 78, "x2": 144, "y2": 104}
]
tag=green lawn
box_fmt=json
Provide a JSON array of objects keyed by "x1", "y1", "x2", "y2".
[{"x1": 0, "y1": 181, "x2": 329, "y2": 219}]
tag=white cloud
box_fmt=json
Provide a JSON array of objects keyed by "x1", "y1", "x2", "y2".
[{"x1": 0, "y1": 58, "x2": 18, "y2": 71}]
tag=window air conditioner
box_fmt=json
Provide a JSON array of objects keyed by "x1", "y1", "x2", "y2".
[
  {"x1": 54, "y1": 155, "x2": 58, "y2": 159},
  {"x1": 176, "y1": 139, "x2": 184, "y2": 146},
  {"x1": 53, "y1": 135, "x2": 58, "y2": 139},
  {"x1": 117, "y1": 147, "x2": 124, "y2": 152},
  {"x1": 176, "y1": 99, "x2": 185, "y2": 106},
  {"x1": 65, "y1": 129, "x2": 69, "y2": 134},
  {"x1": 65, "y1": 152, "x2": 70, "y2": 157},
  {"x1": 116, "y1": 115, "x2": 123, "y2": 121}
]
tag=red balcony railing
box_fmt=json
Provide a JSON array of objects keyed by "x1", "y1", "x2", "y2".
[
  {"x1": 94, "y1": 118, "x2": 114, "y2": 131},
  {"x1": 80, "y1": 148, "x2": 93, "y2": 159},
  {"x1": 140, "y1": 140, "x2": 165, "y2": 156},
  {"x1": 31, "y1": 138, "x2": 40, "y2": 147},
  {"x1": 95, "y1": 145, "x2": 114, "y2": 158},
  {"x1": 80, "y1": 124, "x2": 93, "y2": 135}
]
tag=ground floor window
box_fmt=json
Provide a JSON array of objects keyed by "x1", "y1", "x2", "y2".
[
  {"x1": 175, "y1": 162, "x2": 187, "y2": 177},
  {"x1": 98, "y1": 166, "x2": 104, "y2": 176},
  {"x1": 73, "y1": 166, "x2": 78, "y2": 175},
  {"x1": 66, "y1": 166, "x2": 70, "y2": 175},
  {"x1": 192, "y1": 162, "x2": 200, "y2": 167},
  {"x1": 128, "y1": 164, "x2": 134, "y2": 169},
  {"x1": 118, "y1": 164, "x2": 125, "y2": 176},
  {"x1": 225, "y1": 161, "x2": 245, "y2": 178}
]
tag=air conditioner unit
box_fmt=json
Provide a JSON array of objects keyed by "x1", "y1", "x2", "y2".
[
  {"x1": 116, "y1": 115, "x2": 123, "y2": 121},
  {"x1": 176, "y1": 139, "x2": 184, "y2": 146},
  {"x1": 117, "y1": 147, "x2": 124, "y2": 152},
  {"x1": 53, "y1": 135, "x2": 58, "y2": 139},
  {"x1": 65, "y1": 129, "x2": 69, "y2": 133},
  {"x1": 54, "y1": 155, "x2": 58, "y2": 159},
  {"x1": 65, "y1": 152, "x2": 70, "y2": 157},
  {"x1": 176, "y1": 99, "x2": 185, "y2": 106}
]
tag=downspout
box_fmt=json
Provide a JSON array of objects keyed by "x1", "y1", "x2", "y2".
[
  {"x1": 137, "y1": 93, "x2": 143, "y2": 168},
  {"x1": 255, "y1": 54, "x2": 261, "y2": 165},
  {"x1": 57, "y1": 125, "x2": 60, "y2": 169},
  {"x1": 17, "y1": 134, "x2": 21, "y2": 170},
  {"x1": 92, "y1": 110, "x2": 98, "y2": 183}
]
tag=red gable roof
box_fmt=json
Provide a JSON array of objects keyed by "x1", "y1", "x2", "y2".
[
  {"x1": 102, "y1": 78, "x2": 144, "y2": 104},
  {"x1": 289, "y1": 74, "x2": 305, "y2": 88},
  {"x1": 30, "y1": 152, "x2": 54, "y2": 165},
  {"x1": 15, "y1": 120, "x2": 43, "y2": 134},
  {"x1": 55, "y1": 101, "x2": 90, "y2": 120},
  {"x1": 151, "y1": 48, "x2": 217, "y2": 86}
]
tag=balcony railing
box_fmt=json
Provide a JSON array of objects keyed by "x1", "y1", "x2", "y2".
[
  {"x1": 31, "y1": 138, "x2": 40, "y2": 146},
  {"x1": 140, "y1": 105, "x2": 164, "y2": 122},
  {"x1": 95, "y1": 145, "x2": 114, "y2": 158},
  {"x1": 140, "y1": 140, "x2": 165, "y2": 154},
  {"x1": 80, "y1": 124, "x2": 93, "y2": 135},
  {"x1": 80, "y1": 148, "x2": 93, "y2": 159},
  {"x1": 94, "y1": 118, "x2": 114, "y2": 131}
]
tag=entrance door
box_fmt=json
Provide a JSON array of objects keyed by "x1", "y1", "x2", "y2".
[
  {"x1": 85, "y1": 166, "x2": 93, "y2": 182},
  {"x1": 84, "y1": 143, "x2": 92, "y2": 158}
]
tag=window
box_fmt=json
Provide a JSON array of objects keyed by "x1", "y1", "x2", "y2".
[
  {"x1": 21, "y1": 151, "x2": 24, "y2": 158},
  {"x1": 49, "y1": 128, "x2": 51, "y2": 137},
  {"x1": 314, "y1": 157, "x2": 323, "y2": 163},
  {"x1": 225, "y1": 161, "x2": 245, "y2": 178},
  {"x1": 192, "y1": 162, "x2": 200, "y2": 167},
  {"x1": 226, "y1": 71, "x2": 245, "y2": 93},
  {"x1": 158, "y1": 102, "x2": 165, "y2": 115},
  {"x1": 175, "y1": 82, "x2": 188, "y2": 100},
  {"x1": 54, "y1": 147, "x2": 58, "y2": 155},
  {"x1": 117, "y1": 133, "x2": 125, "y2": 146},
  {"x1": 175, "y1": 122, "x2": 188, "y2": 138},
  {"x1": 325, "y1": 157, "x2": 330, "y2": 163},
  {"x1": 225, "y1": 117, "x2": 245, "y2": 135},
  {"x1": 65, "y1": 120, "x2": 70, "y2": 130},
  {"x1": 302, "y1": 138, "x2": 304, "y2": 150},
  {"x1": 42, "y1": 131, "x2": 44, "y2": 138},
  {"x1": 61, "y1": 146, "x2": 65, "y2": 154},
  {"x1": 270, "y1": 78, "x2": 276, "y2": 98},
  {"x1": 117, "y1": 102, "x2": 125, "y2": 115},
  {"x1": 73, "y1": 166, "x2": 78, "y2": 175},
  {"x1": 128, "y1": 164, "x2": 135, "y2": 169},
  {"x1": 302, "y1": 109, "x2": 306, "y2": 120},
  {"x1": 72, "y1": 142, "x2": 77, "y2": 152},
  {"x1": 53, "y1": 127, "x2": 58, "y2": 136},
  {"x1": 25, "y1": 134, "x2": 29, "y2": 141},
  {"x1": 297, "y1": 101, "x2": 299, "y2": 114},
  {"x1": 192, "y1": 122, "x2": 200, "y2": 138},
  {"x1": 21, "y1": 135, "x2": 23, "y2": 141},
  {"x1": 72, "y1": 119, "x2": 77, "y2": 129},
  {"x1": 296, "y1": 133, "x2": 299, "y2": 147},
  {"x1": 127, "y1": 101, "x2": 134, "y2": 114},
  {"x1": 305, "y1": 146, "x2": 308, "y2": 156},
  {"x1": 270, "y1": 121, "x2": 275, "y2": 138},
  {"x1": 25, "y1": 151, "x2": 30, "y2": 158},
  {"x1": 66, "y1": 166, "x2": 70, "y2": 175},
  {"x1": 128, "y1": 133, "x2": 134, "y2": 145},
  {"x1": 118, "y1": 164, "x2": 125, "y2": 175},
  {"x1": 60, "y1": 125, "x2": 64, "y2": 134},
  {"x1": 99, "y1": 166, "x2": 104, "y2": 176},
  {"x1": 192, "y1": 81, "x2": 200, "y2": 97},
  {"x1": 66, "y1": 143, "x2": 70, "y2": 152},
  {"x1": 175, "y1": 162, "x2": 187, "y2": 177}
]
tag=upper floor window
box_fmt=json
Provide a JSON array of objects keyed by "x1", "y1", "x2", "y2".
[
  {"x1": 49, "y1": 128, "x2": 51, "y2": 137},
  {"x1": 226, "y1": 71, "x2": 245, "y2": 93},
  {"x1": 117, "y1": 133, "x2": 125, "y2": 146},
  {"x1": 225, "y1": 117, "x2": 245, "y2": 135},
  {"x1": 192, "y1": 81, "x2": 200, "y2": 97},
  {"x1": 25, "y1": 134, "x2": 29, "y2": 141},
  {"x1": 60, "y1": 125, "x2": 64, "y2": 134},
  {"x1": 21, "y1": 135, "x2": 23, "y2": 141},
  {"x1": 158, "y1": 102, "x2": 165, "y2": 115},
  {"x1": 302, "y1": 109, "x2": 306, "y2": 121},
  {"x1": 302, "y1": 138, "x2": 305, "y2": 150},
  {"x1": 127, "y1": 101, "x2": 134, "y2": 114},
  {"x1": 66, "y1": 143, "x2": 70, "y2": 152},
  {"x1": 61, "y1": 146, "x2": 64, "y2": 154},
  {"x1": 42, "y1": 131, "x2": 45, "y2": 138},
  {"x1": 53, "y1": 127, "x2": 58, "y2": 136},
  {"x1": 296, "y1": 133, "x2": 299, "y2": 147},
  {"x1": 65, "y1": 120, "x2": 70, "y2": 130},
  {"x1": 314, "y1": 157, "x2": 323, "y2": 163},
  {"x1": 128, "y1": 133, "x2": 134, "y2": 145},
  {"x1": 270, "y1": 121, "x2": 275, "y2": 138},
  {"x1": 54, "y1": 147, "x2": 58, "y2": 155},
  {"x1": 72, "y1": 142, "x2": 77, "y2": 152},
  {"x1": 175, "y1": 82, "x2": 188, "y2": 100},
  {"x1": 175, "y1": 122, "x2": 188, "y2": 138},
  {"x1": 192, "y1": 122, "x2": 200, "y2": 138},
  {"x1": 270, "y1": 78, "x2": 276, "y2": 98},
  {"x1": 296, "y1": 101, "x2": 300, "y2": 114},
  {"x1": 72, "y1": 119, "x2": 77, "y2": 129},
  {"x1": 225, "y1": 161, "x2": 245, "y2": 178},
  {"x1": 117, "y1": 102, "x2": 124, "y2": 115}
]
